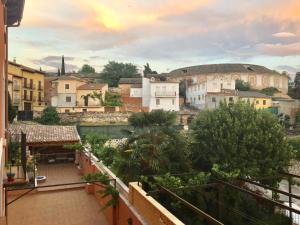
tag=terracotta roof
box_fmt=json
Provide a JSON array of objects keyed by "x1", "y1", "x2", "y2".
[
  {"x1": 8, "y1": 124, "x2": 80, "y2": 145},
  {"x1": 237, "y1": 91, "x2": 270, "y2": 98},
  {"x1": 169, "y1": 64, "x2": 282, "y2": 77},
  {"x1": 77, "y1": 83, "x2": 107, "y2": 90},
  {"x1": 119, "y1": 78, "x2": 142, "y2": 84},
  {"x1": 8, "y1": 61, "x2": 45, "y2": 75},
  {"x1": 55, "y1": 76, "x2": 85, "y2": 81}
]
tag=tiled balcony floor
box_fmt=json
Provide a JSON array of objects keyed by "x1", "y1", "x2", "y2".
[{"x1": 7, "y1": 189, "x2": 109, "y2": 225}]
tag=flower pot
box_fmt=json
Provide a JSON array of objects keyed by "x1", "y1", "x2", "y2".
[
  {"x1": 85, "y1": 183, "x2": 94, "y2": 194},
  {"x1": 7, "y1": 172, "x2": 15, "y2": 182},
  {"x1": 77, "y1": 166, "x2": 84, "y2": 175}
]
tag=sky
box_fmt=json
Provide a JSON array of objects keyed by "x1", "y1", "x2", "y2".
[{"x1": 8, "y1": 0, "x2": 300, "y2": 75}]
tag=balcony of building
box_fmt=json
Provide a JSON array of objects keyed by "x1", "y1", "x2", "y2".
[
  {"x1": 23, "y1": 83, "x2": 36, "y2": 90},
  {"x1": 38, "y1": 85, "x2": 44, "y2": 91},
  {"x1": 38, "y1": 96, "x2": 44, "y2": 102},
  {"x1": 13, "y1": 98, "x2": 20, "y2": 105},
  {"x1": 155, "y1": 91, "x2": 177, "y2": 97},
  {"x1": 22, "y1": 95, "x2": 32, "y2": 101},
  {"x1": 13, "y1": 84, "x2": 20, "y2": 91}
]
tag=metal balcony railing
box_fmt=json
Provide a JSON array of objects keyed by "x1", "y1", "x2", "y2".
[
  {"x1": 13, "y1": 98, "x2": 20, "y2": 104},
  {"x1": 13, "y1": 84, "x2": 20, "y2": 91},
  {"x1": 23, "y1": 83, "x2": 36, "y2": 90},
  {"x1": 155, "y1": 91, "x2": 177, "y2": 97},
  {"x1": 22, "y1": 95, "x2": 33, "y2": 101},
  {"x1": 38, "y1": 85, "x2": 44, "y2": 91}
]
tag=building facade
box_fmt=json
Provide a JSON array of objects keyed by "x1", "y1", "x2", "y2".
[
  {"x1": 8, "y1": 61, "x2": 45, "y2": 111},
  {"x1": 205, "y1": 90, "x2": 272, "y2": 110},
  {"x1": 142, "y1": 77, "x2": 180, "y2": 112},
  {"x1": 169, "y1": 64, "x2": 288, "y2": 110},
  {"x1": 119, "y1": 78, "x2": 143, "y2": 112}
]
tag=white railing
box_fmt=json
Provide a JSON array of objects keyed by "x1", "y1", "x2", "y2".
[{"x1": 155, "y1": 92, "x2": 176, "y2": 97}]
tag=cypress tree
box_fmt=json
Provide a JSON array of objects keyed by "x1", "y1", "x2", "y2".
[
  {"x1": 57, "y1": 68, "x2": 61, "y2": 76},
  {"x1": 61, "y1": 55, "x2": 66, "y2": 75}
]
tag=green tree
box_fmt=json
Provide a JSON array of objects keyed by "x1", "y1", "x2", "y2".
[
  {"x1": 39, "y1": 106, "x2": 60, "y2": 125},
  {"x1": 104, "y1": 91, "x2": 123, "y2": 106},
  {"x1": 143, "y1": 63, "x2": 157, "y2": 76},
  {"x1": 235, "y1": 80, "x2": 250, "y2": 91},
  {"x1": 114, "y1": 110, "x2": 190, "y2": 183},
  {"x1": 100, "y1": 61, "x2": 139, "y2": 87},
  {"x1": 190, "y1": 101, "x2": 294, "y2": 182},
  {"x1": 57, "y1": 68, "x2": 61, "y2": 77},
  {"x1": 260, "y1": 87, "x2": 279, "y2": 96},
  {"x1": 79, "y1": 64, "x2": 96, "y2": 74},
  {"x1": 8, "y1": 93, "x2": 16, "y2": 123},
  {"x1": 61, "y1": 55, "x2": 65, "y2": 75}
]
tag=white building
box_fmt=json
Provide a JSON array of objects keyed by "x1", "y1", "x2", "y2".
[
  {"x1": 142, "y1": 77, "x2": 179, "y2": 111},
  {"x1": 186, "y1": 75, "x2": 235, "y2": 109}
]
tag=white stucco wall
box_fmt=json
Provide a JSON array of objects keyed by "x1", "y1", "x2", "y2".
[{"x1": 130, "y1": 88, "x2": 142, "y2": 97}]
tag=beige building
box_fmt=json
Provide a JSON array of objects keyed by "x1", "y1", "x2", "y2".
[{"x1": 76, "y1": 83, "x2": 108, "y2": 112}]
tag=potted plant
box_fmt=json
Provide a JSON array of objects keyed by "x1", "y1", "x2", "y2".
[
  {"x1": 26, "y1": 159, "x2": 35, "y2": 182},
  {"x1": 6, "y1": 164, "x2": 15, "y2": 182},
  {"x1": 82, "y1": 173, "x2": 110, "y2": 194}
]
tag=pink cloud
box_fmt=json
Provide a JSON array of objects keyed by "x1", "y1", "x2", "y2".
[{"x1": 259, "y1": 42, "x2": 300, "y2": 56}]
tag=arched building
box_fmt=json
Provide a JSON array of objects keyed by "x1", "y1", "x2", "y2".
[{"x1": 166, "y1": 64, "x2": 289, "y2": 109}]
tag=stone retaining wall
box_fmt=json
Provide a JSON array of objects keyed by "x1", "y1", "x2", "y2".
[{"x1": 34, "y1": 111, "x2": 131, "y2": 124}]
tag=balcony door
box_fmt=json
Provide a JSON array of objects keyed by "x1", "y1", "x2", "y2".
[{"x1": 24, "y1": 102, "x2": 32, "y2": 111}]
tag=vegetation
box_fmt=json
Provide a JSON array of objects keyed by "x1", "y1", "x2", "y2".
[
  {"x1": 190, "y1": 101, "x2": 294, "y2": 183},
  {"x1": 104, "y1": 91, "x2": 123, "y2": 106},
  {"x1": 288, "y1": 136, "x2": 300, "y2": 160},
  {"x1": 79, "y1": 64, "x2": 96, "y2": 74},
  {"x1": 38, "y1": 106, "x2": 60, "y2": 125},
  {"x1": 100, "y1": 61, "x2": 140, "y2": 87},
  {"x1": 260, "y1": 87, "x2": 280, "y2": 96},
  {"x1": 288, "y1": 72, "x2": 300, "y2": 99},
  {"x1": 8, "y1": 93, "x2": 17, "y2": 123},
  {"x1": 235, "y1": 80, "x2": 250, "y2": 91},
  {"x1": 61, "y1": 55, "x2": 65, "y2": 75},
  {"x1": 143, "y1": 63, "x2": 157, "y2": 75}
]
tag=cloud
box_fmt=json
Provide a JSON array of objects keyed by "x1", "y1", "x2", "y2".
[
  {"x1": 272, "y1": 32, "x2": 296, "y2": 38},
  {"x1": 258, "y1": 42, "x2": 300, "y2": 56},
  {"x1": 276, "y1": 65, "x2": 300, "y2": 74},
  {"x1": 31, "y1": 55, "x2": 79, "y2": 72}
]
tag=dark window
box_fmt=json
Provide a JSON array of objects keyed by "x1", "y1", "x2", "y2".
[
  {"x1": 82, "y1": 108, "x2": 87, "y2": 112},
  {"x1": 263, "y1": 100, "x2": 266, "y2": 105},
  {"x1": 30, "y1": 91, "x2": 33, "y2": 101},
  {"x1": 38, "y1": 81, "x2": 42, "y2": 90},
  {"x1": 23, "y1": 90, "x2": 27, "y2": 100},
  {"x1": 66, "y1": 96, "x2": 71, "y2": 102},
  {"x1": 30, "y1": 79, "x2": 33, "y2": 89},
  {"x1": 65, "y1": 84, "x2": 70, "y2": 90},
  {"x1": 212, "y1": 97, "x2": 216, "y2": 102},
  {"x1": 229, "y1": 97, "x2": 234, "y2": 102},
  {"x1": 156, "y1": 99, "x2": 160, "y2": 105},
  {"x1": 24, "y1": 78, "x2": 27, "y2": 88},
  {"x1": 38, "y1": 92, "x2": 42, "y2": 101},
  {"x1": 65, "y1": 109, "x2": 70, "y2": 113},
  {"x1": 256, "y1": 100, "x2": 259, "y2": 104}
]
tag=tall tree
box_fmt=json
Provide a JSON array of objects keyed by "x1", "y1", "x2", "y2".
[
  {"x1": 39, "y1": 106, "x2": 60, "y2": 125},
  {"x1": 143, "y1": 63, "x2": 157, "y2": 76},
  {"x1": 79, "y1": 64, "x2": 96, "y2": 74},
  {"x1": 8, "y1": 93, "x2": 16, "y2": 123},
  {"x1": 57, "y1": 68, "x2": 61, "y2": 77},
  {"x1": 100, "y1": 61, "x2": 139, "y2": 87},
  {"x1": 190, "y1": 101, "x2": 294, "y2": 183},
  {"x1": 61, "y1": 55, "x2": 66, "y2": 75},
  {"x1": 235, "y1": 79, "x2": 250, "y2": 91}
]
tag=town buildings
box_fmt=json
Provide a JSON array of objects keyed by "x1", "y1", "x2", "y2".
[
  {"x1": 119, "y1": 78, "x2": 143, "y2": 112},
  {"x1": 50, "y1": 76, "x2": 108, "y2": 112},
  {"x1": 142, "y1": 77, "x2": 180, "y2": 112},
  {"x1": 8, "y1": 61, "x2": 45, "y2": 112},
  {"x1": 205, "y1": 90, "x2": 272, "y2": 110},
  {"x1": 1, "y1": 0, "x2": 25, "y2": 220}
]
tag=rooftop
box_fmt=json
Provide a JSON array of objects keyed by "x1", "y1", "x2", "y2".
[
  {"x1": 77, "y1": 83, "x2": 107, "y2": 90},
  {"x1": 168, "y1": 63, "x2": 282, "y2": 77},
  {"x1": 9, "y1": 61, "x2": 45, "y2": 75},
  {"x1": 237, "y1": 91, "x2": 271, "y2": 98},
  {"x1": 8, "y1": 124, "x2": 80, "y2": 145},
  {"x1": 119, "y1": 78, "x2": 142, "y2": 84}
]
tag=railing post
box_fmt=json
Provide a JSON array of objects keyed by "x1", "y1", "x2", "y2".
[{"x1": 288, "y1": 177, "x2": 293, "y2": 225}]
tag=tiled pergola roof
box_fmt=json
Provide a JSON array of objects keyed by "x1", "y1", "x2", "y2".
[{"x1": 8, "y1": 124, "x2": 80, "y2": 146}]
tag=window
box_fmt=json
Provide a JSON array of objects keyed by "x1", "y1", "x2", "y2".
[
  {"x1": 212, "y1": 97, "x2": 216, "y2": 102},
  {"x1": 256, "y1": 100, "x2": 259, "y2": 104},
  {"x1": 263, "y1": 100, "x2": 266, "y2": 105},
  {"x1": 66, "y1": 96, "x2": 71, "y2": 102},
  {"x1": 202, "y1": 94, "x2": 205, "y2": 100},
  {"x1": 30, "y1": 91, "x2": 33, "y2": 101},
  {"x1": 229, "y1": 97, "x2": 233, "y2": 102},
  {"x1": 156, "y1": 98, "x2": 160, "y2": 105},
  {"x1": 82, "y1": 109, "x2": 87, "y2": 112},
  {"x1": 65, "y1": 84, "x2": 70, "y2": 90},
  {"x1": 220, "y1": 83, "x2": 223, "y2": 90},
  {"x1": 172, "y1": 99, "x2": 175, "y2": 105},
  {"x1": 65, "y1": 109, "x2": 70, "y2": 113},
  {"x1": 23, "y1": 90, "x2": 27, "y2": 100},
  {"x1": 198, "y1": 95, "x2": 201, "y2": 100}
]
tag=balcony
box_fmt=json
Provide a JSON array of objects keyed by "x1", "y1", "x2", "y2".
[
  {"x1": 23, "y1": 83, "x2": 36, "y2": 90},
  {"x1": 38, "y1": 97, "x2": 44, "y2": 102},
  {"x1": 13, "y1": 98, "x2": 20, "y2": 104},
  {"x1": 38, "y1": 85, "x2": 44, "y2": 91},
  {"x1": 155, "y1": 91, "x2": 177, "y2": 97},
  {"x1": 13, "y1": 84, "x2": 21, "y2": 91},
  {"x1": 22, "y1": 95, "x2": 32, "y2": 101}
]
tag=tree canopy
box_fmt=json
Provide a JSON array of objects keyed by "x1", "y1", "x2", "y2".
[
  {"x1": 100, "y1": 61, "x2": 139, "y2": 87},
  {"x1": 260, "y1": 87, "x2": 279, "y2": 96},
  {"x1": 143, "y1": 63, "x2": 157, "y2": 76},
  {"x1": 235, "y1": 79, "x2": 250, "y2": 91},
  {"x1": 190, "y1": 101, "x2": 294, "y2": 181},
  {"x1": 39, "y1": 106, "x2": 60, "y2": 125},
  {"x1": 79, "y1": 64, "x2": 96, "y2": 74}
]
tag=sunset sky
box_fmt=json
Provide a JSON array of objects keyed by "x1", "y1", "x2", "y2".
[{"x1": 8, "y1": 0, "x2": 300, "y2": 75}]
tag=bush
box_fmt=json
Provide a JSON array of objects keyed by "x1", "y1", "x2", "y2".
[
  {"x1": 39, "y1": 106, "x2": 60, "y2": 125},
  {"x1": 288, "y1": 136, "x2": 300, "y2": 159}
]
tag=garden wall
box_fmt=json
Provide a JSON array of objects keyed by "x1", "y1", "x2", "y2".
[{"x1": 79, "y1": 150, "x2": 184, "y2": 225}]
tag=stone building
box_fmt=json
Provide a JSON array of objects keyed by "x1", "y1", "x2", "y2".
[{"x1": 167, "y1": 63, "x2": 289, "y2": 109}]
